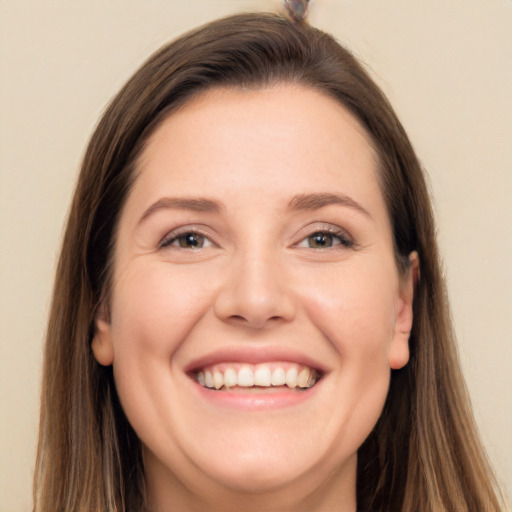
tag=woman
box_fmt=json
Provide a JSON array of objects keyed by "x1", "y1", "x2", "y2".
[{"x1": 33, "y1": 12, "x2": 504, "y2": 512}]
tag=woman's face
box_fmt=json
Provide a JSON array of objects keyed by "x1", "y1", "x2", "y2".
[{"x1": 93, "y1": 85, "x2": 414, "y2": 504}]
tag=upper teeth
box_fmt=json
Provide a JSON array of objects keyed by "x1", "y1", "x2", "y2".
[{"x1": 196, "y1": 363, "x2": 318, "y2": 390}]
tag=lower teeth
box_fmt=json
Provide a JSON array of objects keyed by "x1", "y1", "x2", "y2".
[{"x1": 199, "y1": 381, "x2": 317, "y2": 391}]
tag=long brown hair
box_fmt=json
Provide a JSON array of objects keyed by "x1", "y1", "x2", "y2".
[{"x1": 34, "y1": 12, "x2": 504, "y2": 511}]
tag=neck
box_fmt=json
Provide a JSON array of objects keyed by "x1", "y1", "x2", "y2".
[{"x1": 144, "y1": 450, "x2": 357, "y2": 512}]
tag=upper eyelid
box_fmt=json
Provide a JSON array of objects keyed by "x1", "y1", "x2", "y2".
[{"x1": 295, "y1": 223, "x2": 353, "y2": 239}]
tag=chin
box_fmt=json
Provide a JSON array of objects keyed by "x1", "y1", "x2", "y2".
[{"x1": 203, "y1": 456, "x2": 316, "y2": 494}]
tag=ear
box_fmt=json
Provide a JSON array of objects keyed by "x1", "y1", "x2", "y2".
[
  {"x1": 389, "y1": 251, "x2": 419, "y2": 370},
  {"x1": 91, "y1": 303, "x2": 114, "y2": 366}
]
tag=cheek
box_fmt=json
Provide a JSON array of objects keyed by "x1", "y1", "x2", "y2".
[
  {"x1": 302, "y1": 260, "x2": 397, "y2": 358},
  {"x1": 299, "y1": 262, "x2": 396, "y2": 448},
  {"x1": 107, "y1": 263, "x2": 217, "y2": 449},
  {"x1": 306, "y1": 275, "x2": 394, "y2": 391},
  {"x1": 109, "y1": 262, "x2": 216, "y2": 359}
]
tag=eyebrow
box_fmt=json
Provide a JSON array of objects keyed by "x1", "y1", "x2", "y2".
[
  {"x1": 287, "y1": 192, "x2": 371, "y2": 217},
  {"x1": 138, "y1": 191, "x2": 370, "y2": 225},
  {"x1": 138, "y1": 197, "x2": 222, "y2": 224}
]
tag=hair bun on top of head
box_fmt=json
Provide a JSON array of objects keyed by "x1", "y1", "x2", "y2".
[{"x1": 283, "y1": 0, "x2": 312, "y2": 22}]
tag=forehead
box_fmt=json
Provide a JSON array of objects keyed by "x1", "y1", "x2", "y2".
[{"x1": 134, "y1": 85, "x2": 381, "y2": 200}]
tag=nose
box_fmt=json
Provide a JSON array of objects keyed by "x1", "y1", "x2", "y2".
[{"x1": 213, "y1": 250, "x2": 296, "y2": 329}]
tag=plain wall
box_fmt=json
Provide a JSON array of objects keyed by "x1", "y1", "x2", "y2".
[{"x1": 1, "y1": 1, "x2": 510, "y2": 510}]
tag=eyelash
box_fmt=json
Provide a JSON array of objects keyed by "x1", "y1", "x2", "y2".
[
  {"x1": 295, "y1": 227, "x2": 354, "y2": 250},
  {"x1": 159, "y1": 226, "x2": 354, "y2": 251},
  {"x1": 159, "y1": 228, "x2": 214, "y2": 250}
]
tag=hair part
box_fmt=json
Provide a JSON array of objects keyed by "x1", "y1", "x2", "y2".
[{"x1": 34, "y1": 12, "x2": 504, "y2": 511}]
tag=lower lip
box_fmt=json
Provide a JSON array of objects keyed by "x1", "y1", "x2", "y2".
[{"x1": 192, "y1": 380, "x2": 320, "y2": 411}]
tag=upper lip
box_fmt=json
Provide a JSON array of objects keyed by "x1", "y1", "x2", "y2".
[{"x1": 184, "y1": 346, "x2": 328, "y2": 375}]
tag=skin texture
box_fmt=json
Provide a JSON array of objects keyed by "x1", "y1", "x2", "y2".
[{"x1": 92, "y1": 85, "x2": 416, "y2": 512}]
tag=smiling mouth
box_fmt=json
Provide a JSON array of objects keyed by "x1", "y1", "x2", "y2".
[{"x1": 193, "y1": 362, "x2": 320, "y2": 391}]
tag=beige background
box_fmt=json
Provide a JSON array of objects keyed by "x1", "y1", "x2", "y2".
[{"x1": 1, "y1": 1, "x2": 510, "y2": 510}]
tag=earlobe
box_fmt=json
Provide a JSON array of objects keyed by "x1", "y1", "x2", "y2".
[
  {"x1": 389, "y1": 251, "x2": 419, "y2": 370},
  {"x1": 91, "y1": 304, "x2": 114, "y2": 366}
]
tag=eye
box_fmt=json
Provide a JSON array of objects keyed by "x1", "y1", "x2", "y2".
[
  {"x1": 297, "y1": 230, "x2": 353, "y2": 249},
  {"x1": 160, "y1": 231, "x2": 213, "y2": 250}
]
